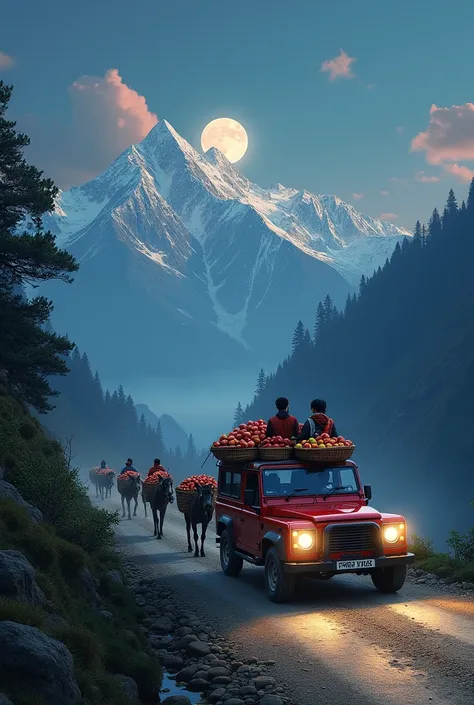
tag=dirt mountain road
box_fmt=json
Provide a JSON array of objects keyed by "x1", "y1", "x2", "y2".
[{"x1": 99, "y1": 494, "x2": 474, "y2": 705}]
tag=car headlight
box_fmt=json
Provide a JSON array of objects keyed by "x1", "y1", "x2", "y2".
[
  {"x1": 292, "y1": 530, "x2": 315, "y2": 550},
  {"x1": 383, "y1": 523, "x2": 405, "y2": 544}
]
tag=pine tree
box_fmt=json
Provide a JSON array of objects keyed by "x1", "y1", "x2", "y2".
[
  {"x1": 255, "y1": 368, "x2": 266, "y2": 396},
  {"x1": 414, "y1": 220, "x2": 422, "y2": 240},
  {"x1": 186, "y1": 434, "x2": 196, "y2": 460},
  {"x1": 421, "y1": 224, "x2": 427, "y2": 248},
  {"x1": 428, "y1": 208, "x2": 442, "y2": 238},
  {"x1": 234, "y1": 402, "x2": 244, "y2": 426},
  {"x1": 0, "y1": 85, "x2": 78, "y2": 411},
  {"x1": 292, "y1": 321, "x2": 305, "y2": 354},
  {"x1": 323, "y1": 294, "x2": 336, "y2": 323},
  {"x1": 359, "y1": 275, "x2": 367, "y2": 297},
  {"x1": 467, "y1": 178, "x2": 474, "y2": 217},
  {"x1": 314, "y1": 301, "x2": 325, "y2": 342},
  {"x1": 445, "y1": 188, "x2": 458, "y2": 219}
]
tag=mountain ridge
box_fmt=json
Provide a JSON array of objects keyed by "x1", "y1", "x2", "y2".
[{"x1": 41, "y1": 119, "x2": 410, "y2": 382}]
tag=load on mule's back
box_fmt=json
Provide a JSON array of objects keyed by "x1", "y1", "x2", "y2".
[
  {"x1": 95, "y1": 460, "x2": 115, "y2": 500},
  {"x1": 117, "y1": 458, "x2": 141, "y2": 519},
  {"x1": 176, "y1": 474, "x2": 217, "y2": 557},
  {"x1": 142, "y1": 459, "x2": 174, "y2": 539}
]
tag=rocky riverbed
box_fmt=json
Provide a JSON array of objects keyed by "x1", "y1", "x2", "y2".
[{"x1": 122, "y1": 558, "x2": 290, "y2": 705}]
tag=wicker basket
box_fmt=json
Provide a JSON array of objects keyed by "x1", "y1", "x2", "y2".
[
  {"x1": 142, "y1": 482, "x2": 159, "y2": 504},
  {"x1": 175, "y1": 488, "x2": 217, "y2": 514},
  {"x1": 258, "y1": 447, "x2": 294, "y2": 461},
  {"x1": 294, "y1": 446, "x2": 355, "y2": 463},
  {"x1": 210, "y1": 446, "x2": 258, "y2": 462}
]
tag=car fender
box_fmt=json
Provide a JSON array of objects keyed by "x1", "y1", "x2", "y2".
[
  {"x1": 216, "y1": 515, "x2": 235, "y2": 545},
  {"x1": 262, "y1": 530, "x2": 287, "y2": 561}
]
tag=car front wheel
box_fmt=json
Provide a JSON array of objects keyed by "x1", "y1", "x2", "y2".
[
  {"x1": 371, "y1": 564, "x2": 407, "y2": 593},
  {"x1": 264, "y1": 547, "x2": 295, "y2": 603},
  {"x1": 220, "y1": 529, "x2": 243, "y2": 576}
]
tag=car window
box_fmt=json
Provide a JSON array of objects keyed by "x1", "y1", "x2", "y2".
[
  {"x1": 219, "y1": 470, "x2": 242, "y2": 500},
  {"x1": 245, "y1": 473, "x2": 260, "y2": 505},
  {"x1": 262, "y1": 466, "x2": 358, "y2": 497}
]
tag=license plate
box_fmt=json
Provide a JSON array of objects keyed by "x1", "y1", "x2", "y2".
[{"x1": 336, "y1": 559, "x2": 375, "y2": 570}]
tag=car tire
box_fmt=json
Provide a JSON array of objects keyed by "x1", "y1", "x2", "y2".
[
  {"x1": 371, "y1": 564, "x2": 407, "y2": 593},
  {"x1": 220, "y1": 529, "x2": 243, "y2": 576},
  {"x1": 264, "y1": 547, "x2": 295, "y2": 603}
]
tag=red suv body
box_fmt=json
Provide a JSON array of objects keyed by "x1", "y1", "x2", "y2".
[{"x1": 215, "y1": 459, "x2": 414, "y2": 602}]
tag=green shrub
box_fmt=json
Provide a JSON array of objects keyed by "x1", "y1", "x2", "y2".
[
  {"x1": 56, "y1": 625, "x2": 104, "y2": 670},
  {"x1": 0, "y1": 598, "x2": 45, "y2": 628},
  {"x1": 56, "y1": 539, "x2": 86, "y2": 577},
  {"x1": 410, "y1": 533, "x2": 435, "y2": 559},
  {"x1": 19, "y1": 421, "x2": 37, "y2": 440},
  {"x1": 447, "y1": 528, "x2": 474, "y2": 562}
]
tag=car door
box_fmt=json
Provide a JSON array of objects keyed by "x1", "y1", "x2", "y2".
[
  {"x1": 239, "y1": 472, "x2": 262, "y2": 556},
  {"x1": 218, "y1": 467, "x2": 243, "y2": 546}
]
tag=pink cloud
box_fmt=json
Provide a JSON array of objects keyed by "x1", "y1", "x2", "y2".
[
  {"x1": 0, "y1": 51, "x2": 14, "y2": 69},
  {"x1": 380, "y1": 212, "x2": 397, "y2": 222},
  {"x1": 411, "y1": 103, "x2": 474, "y2": 164},
  {"x1": 443, "y1": 163, "x2": 474, "y2": 183},
  {"x1": 18, "y1": 68, "x2": 158, "y2": 189},
  {"x1": 380, "y1": 190, "x2": 389, "y2": 196},
  {"x1": 415, "y1": 171, "x2": 440, "y2": 183},
  {"x1": 321, "y1": 50, "x2": 356, "y2": 81},
  {"x1": 352, "y1": 192, "x2": 364, "y2": 200}
]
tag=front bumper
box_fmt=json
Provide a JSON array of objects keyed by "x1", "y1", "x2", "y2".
[{"x1": 284, "y1": 552, "x2": 415, "y2": 574}]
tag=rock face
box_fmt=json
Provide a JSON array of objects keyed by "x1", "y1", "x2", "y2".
[
  {"x1": 116, "y1": 675, "x2": 139, "y2": 700},
  {"x1": 0, "y1": 621, "x2": 81, "y2": 705},
  {"x1": 0, "y1": 480, "x2": 43, "y2": 523},
  {"x1": 0, "y1": 693, "x2": 13, "y2": 705},
  {"x1": 0, "y1": 550, "x2": 45, "y2": 605}
]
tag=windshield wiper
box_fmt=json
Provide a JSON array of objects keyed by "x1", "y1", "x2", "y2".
[
  {"x1": 323, "y1": 485, "x2": 352, "y2": 500},
  {"x1": 285, "y1": 488, "x2": 309, "y2": 502}
]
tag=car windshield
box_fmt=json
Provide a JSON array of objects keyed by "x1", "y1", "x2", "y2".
[{"x1": 262, "y1": 466, "x2": 359, "y2": 498}]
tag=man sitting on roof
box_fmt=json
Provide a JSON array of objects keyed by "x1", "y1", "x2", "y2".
[
  {"x1": 298, "y1": 399, "x2": 338, "y2": 441},
  {"x1": 266, "y1": 397, "x2": 299, "y2": 439}
]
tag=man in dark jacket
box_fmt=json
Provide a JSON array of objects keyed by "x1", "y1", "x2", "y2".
[
  {"x1": 266, "y1": 397, "x2": 299, "y2": 439},
  {"x1": 298, "y1": 399, "x2": 338, "y2": 441}
]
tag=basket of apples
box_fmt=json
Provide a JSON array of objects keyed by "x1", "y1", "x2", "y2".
[
  {"x1": 211, "y1": 420, "x2": 267, "y2": 461},
  {"x1": 258, "y1": 436, "x2": 295, "y2": 460},
  {"x1": 294, "y1": 434, "x2": 355, "y2": 462},
  {"x1": 176, "y1": 475, "x2": 217, "y2": 513}
]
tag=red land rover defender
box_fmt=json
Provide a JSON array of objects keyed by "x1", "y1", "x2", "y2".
[{"x1": 215, "y1": 459, "x2": 414, "y2": 602}]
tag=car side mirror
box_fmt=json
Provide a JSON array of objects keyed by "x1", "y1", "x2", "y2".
[{"x1": 364, "y1": 485, "x2": 372, "y2": 503}]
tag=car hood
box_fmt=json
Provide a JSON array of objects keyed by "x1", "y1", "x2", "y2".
[{"x1": 266, "y1": 503, "x2": 382, "y2": 523}]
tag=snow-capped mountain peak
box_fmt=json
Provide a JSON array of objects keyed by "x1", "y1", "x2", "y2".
[{"x1": 44, "y1": 119, "x2": 411, "y2": 381}]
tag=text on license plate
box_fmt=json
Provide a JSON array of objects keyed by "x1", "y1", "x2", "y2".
[{"x1": 336, "y1": 559, "x2": 375, "y2": 570}]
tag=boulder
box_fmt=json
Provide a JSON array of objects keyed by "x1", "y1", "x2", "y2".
[
  {"x1": 0, "y1": 621, "x2": 81, "y2": 705},
  {"x1": 106, "y1": 570, "x2": 123, "y2": 585},
  {"x1": 0, "y1": 550, "x2": 45, "y2": 605},
  {"x1": 150, "y1": 616, "x2": 173, "y2": 634},
  {"x1": 0, "y1": 480, "x2": 43, "y2": 523},
  {"x1": 187, "y1": 641, "x2": 211, "y2": 657},
  {"x1": 79, "y1": 568, "x2": 101, "y2": 607},
  {"x1": 161, "y1": 697, "x2": 193, "y2": 705},
  {"x1": 0, "y1": 694, "x2": 13, "y2": 705},
  {"x1": 116, "y1": 675, "x2": 139, "y2": 700}
]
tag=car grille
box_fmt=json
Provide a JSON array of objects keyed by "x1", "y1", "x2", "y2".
[{"x1": 327, "y1": 523, "x2": 377, "y2": 554}]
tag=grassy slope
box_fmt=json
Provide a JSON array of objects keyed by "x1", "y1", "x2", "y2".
[{"x1": 0, "y1": 391, "x2": 162, "y2": 705}]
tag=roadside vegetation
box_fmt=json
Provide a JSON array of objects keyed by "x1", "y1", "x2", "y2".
[
  {"x1": 410, "y1": 509, "x2": 474, "y2": 583},
  {"x1": 0, "y1": 81, "x2": 162, "y2": 704}
]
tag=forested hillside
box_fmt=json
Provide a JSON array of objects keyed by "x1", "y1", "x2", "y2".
[
  {"x1": 42, "y1": 348, "x2": 207, "y2": 482},
  {"x1": 246, "y1": 185, "x2": 474, "y2": 543}
]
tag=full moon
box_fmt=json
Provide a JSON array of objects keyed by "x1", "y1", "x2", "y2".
[{"x1": 201, "y1": 118, "x2": 248, "y2": 163}]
